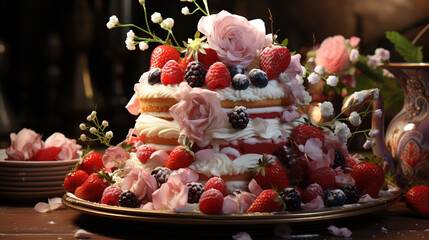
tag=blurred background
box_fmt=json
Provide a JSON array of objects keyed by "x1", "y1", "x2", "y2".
[{"x1": 0, "y1": 0, "x2": 428, "y2": 148}]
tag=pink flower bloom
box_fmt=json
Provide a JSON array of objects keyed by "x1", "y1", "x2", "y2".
[
  {"x1": 315, "y1": 35, "x2": 350, "y2": 73},
  {"x1": 151, "y1": 172, "x2": 189, "y2": 210},
  {"x1": 125, "y1": 94, "x2": 140, "y2": 115},
  {"x1": 175, "y1": 167, "x2": 199, "y2": 184},
  {"x1": 301, "y1": 195, "x2": 324, "y2": 210},
  {"x1": 6, "y1": 128, "x2": 43, "y2": 161},
  {"x1": 281, "y1": 110, "x2": 300, "y2": 122},
  {"x1": 169, "y1": 83, "x2": 227, "y2": 143},
  {"x1": 45, "y1": 132, "x2": 81, "y2": 160},
  {"x1": 328, "y1": 225, "x2": 352, "y2": 238},
  {"x1": 222, "y1": 191, "x2": 256, "y2": 214},
  {"x1": 198, "y1": 10, "x2": 271, "y2": 68},
  {"x1": 102, "y1": 146, "x2": 130, "y2": 171},
  {"x1": 284, "y1": 54, "x2": 303, "y2": 79},
  {"x1": 281, "y1": 77, "x2": 305, "y2": 105},
  {"x1": 121, "y1": 168, "x2": 158, "y2": 201},
  {"x1": 248, "y1": 179, "x2": 263, "y2": 196},
  {"x1": 349, "y1": 36, "x2": 360, "y2": 47}
]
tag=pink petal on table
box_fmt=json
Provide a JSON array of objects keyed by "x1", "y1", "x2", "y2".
[
  {"x1": 74, "y1": 229, "x2": 92, "y2": 239},
  {"x1": 48, "y1": 197, "x2": 63, "y2": 210},
  {"x1": 328, "y1": 225, "x2": 352, "y2": 238},
  {"x1": 34, "y1": 202, "x2": 51, "y2": 213}
]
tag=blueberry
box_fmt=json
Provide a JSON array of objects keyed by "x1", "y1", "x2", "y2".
[
  {"x1": 325, "y1": 189, "x2": 347, "y2": 207},
  {"x1": 148, "y1": 68, "x2": 162, "y2": 85},
  {"x1": 248, "y1": 69, "x2": 268, "y2": 88},
  {"x1": 231, "y1": 74, "x2": 250, "y2": 90},
  {"x1": 229, "y1": 65, "x2": 245, "y2": 78}
]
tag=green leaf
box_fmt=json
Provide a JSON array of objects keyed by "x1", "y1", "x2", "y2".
[
  {"x1": 281, "y1": 38, "x2": 288, "y2": 47},
  {"x1": 194, "y1": 31, "x2": 201, "y2": 39},
  {"x1": 386, "y1": 31, "x2": 423, "y2": 63}
]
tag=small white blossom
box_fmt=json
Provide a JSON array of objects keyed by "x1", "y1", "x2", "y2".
[
  {"x1": 151, "y1": 12, "x2": 163, "y2": 23},
  {"x1": 89, "y1": 127, "x2": 97, "y2": 134},
  {"x1": 102, "y1": 120, "x2": 109, "y2": 127},
  {"x1": 367, "y1": 55, "x2": 380, "y2": 69},
  {"x1": 375, "y1": 48, "x2": 390, "y2": 61},
  {"x1": 349, "y1": 49, "x2": 359, "y2": 63},
  {"x1": 307, "y1": 57, "x2": 314, "y2": 64},
  {"x1": 308, "y1": 72, "x2": 319, "y2": 85},
  {"x1": 181, "y1": 7, "x2": 190, "y2": 15},
  {"x1": 369, "y1": 129, "x2": 380, "y2": 138},
  {"x1": 375, "y1": 109, "x2": 382, "y2": 119},
  {"x1": 314, "y1": 65, "x2": 325, "y2": 75},
  {"x1": 373, "y1": 88, "x2": 379, "y2": 99},
  {"x1": 302, "y1": 91, "x2": 312, "y2": 105},
  {"x1": 363, "y1": 140, "x2": 374, "y2": 149},
  {"x1": 326, "y1": 75, "x2": 339, "y2": 87},
  {"x1": 125, "y1": 38, "x2": 135, "y2": 51},
  {"x1": 126, "y1": 29, "x2": 135, "y2": 39},
  {"x1": 320, "y1": 101, "x2": 334, "y2": 118},
  {"x1": 106, "y1": 15, "x2": 119, "y2": 29},
  {"x1": 87, "y1": 111, "x2": 96, "y2": 121},
  {"x1": 334, "y1": 121, "x2": 352, "y2": 142},
  {"x1": 161, "y1": 18, "x2": 174, "y2": 30},
  {"x1": 300, "y1": 66, "x2": 306, "y2": 76},
  {"x1": 139, "y1": 41, "x2": 149, "y2": 51},
  {"x1": 106, "y1": 131, "x2": 114, "y2": 139},
  {"x1": 79, "y1": 123, "x2": 86, "y2": 130},
  {"x1": 354, "y1": 92, "x2": 364, "y2": 103},
  {"x1": 349, "y1": 111, "x2": 362, "y2": 126},
  {"x1": 80, "y1": 134, "x2": 87, "y2": 141}
]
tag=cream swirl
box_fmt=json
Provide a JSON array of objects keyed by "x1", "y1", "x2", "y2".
[
  {"x1": 216, "y1": 80, "x2": 286, "y2": 102},
  {"x1": 135, "y1": 114, "x2": 180, "y2": 139},
  {"x1": 135, "y1": 73, "x2": 179, "y2": 99}
]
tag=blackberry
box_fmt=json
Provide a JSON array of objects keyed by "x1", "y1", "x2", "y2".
[
  {"x1": 151, "y1": 167, "x2": 171, "y2": 187},
  {"x1": 276, "y1": 144, "x2": 297, "y2": 168},
  {"x1": 148, "y1": 68, "x2": 162, "y2": 85},
  {"x1": 341, "y1": 184, "x2": 360, "y2": 204},
  {"x1": 118, "y1": 190, "x2": 139, "y2": 208},
  {"x1": 280, "y1": 187, "x2": 302, "y2": 211},
  {"x1": 325, "y1": 189, "x2": 347, "y2": 207},
  {"x1": 231, "y1": 74, "x2": 250, "y2": 90},
  {"x1": 248, "y1": 69, "x2": 269, "y2": 88},
  {"x1": 186, "y1": 182, "x2": 205, "y2": 203},
  {"x1": 228, "y1": 106, "x2": 249, "y2": 129},
  {"x1": 184, "y1": 61, "x2": 206, "y2": 87},
  {"x1": 333, "y1": 150, "x2": 345, "y2": 169},
  {"x1": 229, "y1": 65, "x2": 245, "y2": 78}
]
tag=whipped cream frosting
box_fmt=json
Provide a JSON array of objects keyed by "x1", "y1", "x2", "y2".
[
  {"x1": 135, "y1": 114, "x2": 180, "y2": 139},
  {"x1": 135, "y1": 73, "x2": 179, "y2": 99},
  {"x1": 216, "y1": 80, "x2": 286, "y2": 102}
]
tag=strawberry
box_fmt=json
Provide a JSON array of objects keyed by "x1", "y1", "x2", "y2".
[
  {"x1": 199, "y1": 188, "x2": 224, "y2": 214},
  {"x1": 136, "y1": 145, "x2": 157, "y2": 163},
  {"x1": 308, "y1": 167, "x2": 336, "y2": 190},
  {"x1": 161, "y1": 60, "x2": 184, "y2": 85},
  {"x1": 101, "y1": 185, "x2": 123, "y2": 206},
  {"x1": 205, "y1": 62, "x2": 231, "y2": 90},
  {"x1": 259, "y1": 45, "x2": 291, "y2": 80},
  {"x1": 79, "y1": 152, "x2": 104, "y2": 175},
  {"x1": 405, "y1": 185, "x2": 429, "y2": 218},
  {"x1": 351, "y1": 161, "x2": 385, "y2": 198},
  {"x1": 302, "y1": 183, "x2": 324, "y2": 203},
  {"x1": 251, "y1": 154, "x2": 290, "y2": 190},
  {"x1": 247, "y1": 189, "x2": 284, "y2": 213},
  {"x1": 164, "y1": 145, "x2": 194, "y2": 170},
  {"x1": 33, "y1": 147, "x2": 62, "y2": 161},
  {"x1": 75, "y1": 171, "x2": 113, "y2": 202},
  {"x1": 291, "y1": 123, "x2": 325, "y2": 146},
  {"x1": 64, "y1": 170, "x2": 89, "y2": 193},
  {"x1": 150, "y1": 45, "x2": 180, "y2": 70},
  {"x1": 204, "y1": 177, "x2": 227, "y2": 196},
  {"x1": 180, "y1": 48, "x2": 219, "y2": 70}
]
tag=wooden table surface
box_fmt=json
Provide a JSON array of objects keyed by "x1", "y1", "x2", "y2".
[{"x1": 0, "y1": 198, "x2": 428, "y2": 240}]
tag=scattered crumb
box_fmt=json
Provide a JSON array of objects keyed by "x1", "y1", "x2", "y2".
[
  {"x1": 48, "y1": 221, "x2": 55, "y2": 225},
  {"x1": 381, "y1": 227, "x2": 388, "y2": 233}
]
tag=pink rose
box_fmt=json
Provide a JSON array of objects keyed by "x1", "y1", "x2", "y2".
[
  {"x1": 198, "y1": 10, "x2": 272, "y2": 68},
  {"x1": 102, "y1": 146, "x2": 130, "y2": 171},
  {"x1": 151, "y1": 172, "x2": 189, "y2": 210},
  {"x1": 169, "y1": 83, "x2": 227, "y2": 143},
  {"x1": 121, "y1": 168, "x2": 158, "y2": 201},
  {"x1": 284, "y1": 54, "x2": 303, "y2": 79},
  {"x1": 45, "y1": 132, "x2": 81, "y2": 160},
  {"x1": 6, "y1": 128, "x2": 43, "y2": 161},
  {"x1": 315, "y1": 35, "x2": 350, "y2": 73},
  {"x1": 349, "y1": 36, "x2": 360, "y2": 47}
]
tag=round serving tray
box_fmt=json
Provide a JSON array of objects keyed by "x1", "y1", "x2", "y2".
[{"x1": 62, "y1": 190, "x2": 401, "y2": 225}]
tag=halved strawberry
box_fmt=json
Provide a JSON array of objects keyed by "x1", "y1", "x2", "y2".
[
  {"x1": 150, "y1": 45, "x2": 180, "y2": 70},
  {"x1": 251, "y1": 154, "x2": 289, "y2": 190}
]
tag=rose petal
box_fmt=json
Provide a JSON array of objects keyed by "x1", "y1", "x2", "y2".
[
  {"x1": 34, "y1": 202, "x2": 51, "y2": 213},
  {"x1": 48, "y1": 197, "x2": 63, "y2": 210},
  {"x1": 328, "y1": 225, "x2": 352, "y2": 238},
  {"x1": 74, "y1": 229, "x2": 92, "y2": 239}
]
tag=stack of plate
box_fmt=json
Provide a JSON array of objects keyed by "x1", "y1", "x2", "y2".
[{"x1": 0, "y1": 149, "x2": 79, "y2": 201}]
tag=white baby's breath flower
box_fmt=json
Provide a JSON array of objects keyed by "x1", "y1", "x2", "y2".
[
  {"x1": 125, "y1": 38, "x2": 136, "y2": 50},
  {"x1": 308, "y1": 72, "x2": 319, "y2": 85},
  {"x1": 375, "y1": 48, "x2": 390, "y2": 61},
  {"x1": 89, "y1": 127, "x2": 97, "y2": 134},
  {"x1": 161, "y1": 18, "x2": 174, "y2": 30},
  {"x1": 102, "y1": 120, "x2": 109, "y2": 127},
  {"x1": 80, "y1": 134, "x2": 87, "y2": 141},
  {"x1": 369, "y1": 129, "x2": 380, "y2": 138},
  {"x1": 151, "y1": 12, "x2": 163, "y2": 23},
  {"x1": 181, "y1": 7, "x2": 190, "y2": 15},
  {"x1": 373, "y1": 88, "x2": 379, "y2": 99},
  {"x1": 349, "y1": 111, "x2": 362, "y2": 126},
  {"x1": 87, "y1": 111, "x2": 96, "y2": 121},
  {"x1": 320, "y1": 101, "x2": 334, "y2": 118},
  {"x1": 314, "y1": 65, "x2": 325, "y2": 75},
  {"x1": 296, "y1": 75, "x2": 304, "y2": 85},
  {"x1": 302, "y1": 91, "x2": 312, "y2": 105},
  {"x1": 375, "y1": 109, "x2": 382, "y2": 119},
  {"x1": 106, "y1": 131, "x2": 114, "y2": 139},
  {"x1": 334, "y1": 121, "x2": 352, "y2": 142},
  {"x1": 106, "y1": 15, "x2": 119, "y2": 29},
  {"x1": 326, "y1": 75, "x2": 339, "y2": 87},
  {"x1": 301, "y1": 66, "x2": 306, "y2": 76},
  {"x1": 363, "y1": 139, "x2": 374, "y2": 149},
  {"x1": 307, "y1": 57, "x2": 314, "y2": 64},
  {"x1": 126, "y1": 30, "x2": 135, "y2": 39},
  {"x1": 367, "y1": 55, "x2": 380, "y2": 69},
  {"x1": 354, "y1": 92, "x2": 364, "y2": 104},
  {"x1": 349, "y1": 49, "x2": 359, "y2": 63},
  {"x1": 139, "y1": 41, "x2": 149, "y2": 51},
  {"x1": 79, "y1": 123, "x2": 86, "y2": 130}
]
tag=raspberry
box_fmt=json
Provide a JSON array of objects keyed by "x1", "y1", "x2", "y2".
[
  {"x1": 118, "y1": 190, "x2": 140, "y2": 208},
  {"x1": 186, "y1": 182, "x2": 205, "y2": 203},
  {"x1": 341, "y1": 184, "x2": 360, "y2": 204},
  {"x1": 248, "y1": 69, "x2": 269, "y2": 88},
  {"x1": 228, "y1": 106, "x2": 249, "y2": 130},
  {"x1": 148, "y1": 68, "x2": 162, "y2": 85},
  {"x1": 205, "y1": 62, "x2": 231, "y2": 90},
  {"x1": 199, "y1": 188, "x2": 224, "y2": 214},
  {"x1": 151, "y1": 167, "x2": 172, "y2": 187},
  {"x1": 231, "y1": 74, "x2": 250, "y2": 90},
  {"x1": 204, "y1": 177, "x2": 227, "y2": 196},
  {"x1": 325, "y1": 189, "x2": 347, "y2": 207},
  {"x1": 136, "y1": 145, "x2": 157, "y2": 163},
  {"x1": 101, "y1": 186, "x2": 123, "y2": 206},
  {"x1": 333, "y1": 150, "x2": 345, "y2": 169},
  {"x1": 276, "y1": 143, "x2": 297, "y2": 168},
  {"x1": 308, "y1": 167, "x2": 336, "y2": 190},
  {"x1": 302, "y1": 183, "x2": 324, "y2": 203},
  {"x1": 184, "y1": 61, "x2": 207, "y2": 87},
  {"x1": 280, "y1": 187, "x2": 302, "y2": 211},
  {"x1": 161, "y1": 60, "x2": 184, "y2": 85}
]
